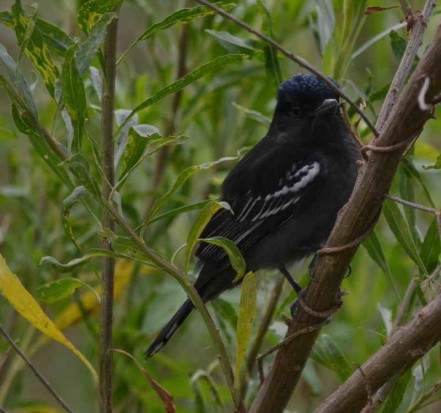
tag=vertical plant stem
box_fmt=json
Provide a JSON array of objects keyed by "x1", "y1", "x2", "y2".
[{"x1": 99, "y1": 15, "x2": 119, "y2": 413}]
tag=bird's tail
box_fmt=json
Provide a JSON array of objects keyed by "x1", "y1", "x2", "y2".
[{"x1": 145, "y1": 299, "x2": 194, "y2": 358}]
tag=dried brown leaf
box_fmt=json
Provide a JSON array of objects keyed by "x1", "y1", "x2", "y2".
[{"x1": 113, "y1": 349, "x2": 176, "y2": 413}]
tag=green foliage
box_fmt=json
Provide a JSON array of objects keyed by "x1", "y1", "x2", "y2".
[{"x1": 0, "y1": 0, "x2": 440, "y2": 412}]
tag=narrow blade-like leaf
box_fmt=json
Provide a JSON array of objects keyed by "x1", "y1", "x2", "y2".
[
  {"x1": 200, "y1": 236, "x2": 246, "y2": 282},
  {"x1": 61, "y1": 47, "x2": 86, "y2": 153},
  {"x1": 383, "y1": 199, "x2": 428, "y2": 275},
  {"x1": 0, "y1": 254, "x2": 97, "y2": 381},
  {"x1": 234, "y1": 272, "x2": 257, "y2": 389}
]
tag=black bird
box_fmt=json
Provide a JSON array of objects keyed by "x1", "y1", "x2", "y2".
[{"x1": 146, "y1": 73, "x2": 360, "y2": 357}]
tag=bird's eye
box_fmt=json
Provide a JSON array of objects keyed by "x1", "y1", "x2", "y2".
[{"x1": 290, "y1": 104, "x2": 302, "y2": 117}]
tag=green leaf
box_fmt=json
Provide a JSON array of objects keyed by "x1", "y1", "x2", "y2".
[
  {"x1": 190, "y1": 371, "x2": 224, "y2": 411},
  {"x1": 118, "y1": 3, "x2": 233, "y2": 63},
  {"x1": 11, "y1": 0, "x2": 59, "y2": 97},
  {"x1": 399, "y1": 168, "x2": 418, "y2": 245},
  {"x1": 206, "y1": 30, "x2": 261, "y2": 55},
  {"x1": 311, "y1": 334, "x2": 353, "y2": 382},
  {"x1": 362, "y1": 231, "x2": 400, "y2": 299},
  {"x1": 389, "y1": 30, "x2": 407, "y2": 60},
  {"x1": 401, "y1": 158, "x2": 434, "y2": 208},
  {"x1": 120, "y1": 54, "x2": 249, "y2": 130},
  {"x1": 40, "y1": 255, "x2": 95, "y2": 273},
  {"x1": 234, "y1": 272, "x2": 257, "y2": 389},
  {"x1": 60, "y1": 154, "x2": 100, "y2": 197},
  {"x1": 257, "y1": 0, "x2": 282, "y2": 85},
  {"x1": 199, "y1": 237, "x2": 246, "y2": 282},
  {"x1": 420, "y1": 218, "x2": 440, "y2": 274},
  {"x1": 61, "y1": 47, "x2": 86, "y2": 153},
  {"x1": 11, "y1": 105, "x2": 73, "y2": 188},
  {"x1": 37, "y1": 278, "x2": 98, "y2": 304},
  {"x1": 40, "y1": 246, "x2": 155, "y2": 274},
  {"x1": 118, "y1": 134, "x2": 188, "y2": 191},
  {"x1": 184, "y1": 201, "x2": 232, "y2": 274},
  {"x1": 118, "y1": 124, "x2": 160, "y2": 178},
  {"x1": 147, "y1": 201, "x2": 212, "y2": 225},
  {"x1": 232, "y1": 102, "x2": 271, "y2": 126},
  {"x1": 76, "y1": 12, "x2": 117, "y2": 77},
  {"x1": 212, "y1": 298, "x2": 238, "y2": 333},
  {"x1": 146, "y1": 156, "x2": 237, "y2": 224},
  {"x1": 0, "y1": 42, "x2": 38, "y2": 118},
  {"x1": 315, "y1": 0, "x2": 335, "y2": 53},
  {"x1": 34, "y1": 17, "x2": 74, "y2": 56},
  {"x1": 0, "y1": 12, "x2": 74, "y2": 56},
  {"x1": 62, "y1": 185, "x2": 89, "y2": 210},
  {"x1": 380, "y1": 369, "x2": 411, "y2": 413},
  {"x1": 383, "y1": 199, "x2": 428, "y2": 275},
  {"x1": 78, "y1": 0, "x2": 122, "y2": 34},
  {"x1": 62, "y1": 186, "x2": 91, "y2": 251}
]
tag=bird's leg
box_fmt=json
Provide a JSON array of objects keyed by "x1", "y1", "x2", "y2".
[
  {"x1": 279, "y1": 267, "x2": 302, "y2": 294},
  {"x1": 279, "y1": 267, "x2": 303, "y2": 317}
]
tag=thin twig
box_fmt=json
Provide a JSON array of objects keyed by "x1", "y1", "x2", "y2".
[
  {"x1": 99, "y1": 14, "x2": 119, "y2": 413},
  {"x1": 256, "y1": 321, "x2": 328, "y2": 384},
  {"x1": 0, "y1": 324, "x2": 74, "y2": 413},
  {"x1": 384, "y1": 194, "x2": 441, "y2": 215},
  {"x1": 195, "y1": 0, "x2": 379, "y2": 137}
]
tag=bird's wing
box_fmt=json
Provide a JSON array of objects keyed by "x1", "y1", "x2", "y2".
[{"x1": 196, "y1": 147, "x2": 323, "y2": 263}]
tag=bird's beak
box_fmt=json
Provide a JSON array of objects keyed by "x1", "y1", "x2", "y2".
[{"x1": 315, "y1": 98, "x2": 339, "y2": 116}]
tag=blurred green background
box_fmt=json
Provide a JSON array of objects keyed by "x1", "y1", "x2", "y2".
[{"x1": 0, "y1": 0, "x2": 440, "y2": 412}]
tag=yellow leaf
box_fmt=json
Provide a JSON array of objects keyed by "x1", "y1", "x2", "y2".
[{"x1": 0, "y1": 253, "x2": 98, "y2": 382}]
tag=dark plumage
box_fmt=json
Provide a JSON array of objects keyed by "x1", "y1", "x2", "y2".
[{"x1": 146, "y1": 73, "x2": 361, "y2": 358}]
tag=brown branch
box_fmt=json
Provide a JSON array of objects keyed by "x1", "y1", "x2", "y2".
[
  {"x1": 195, "y1": 0, "x2": 379, "y2": 137},
  {"x1": 99, "y1": 15, "x2": 119, "y2": 413},
  {"x1": 315, "y1": 292, "x2": 441, "y2": 412},
  {"x1": 249, "y1": 23, "x2": 441, "y2": 413},
  {"x1": 375, "y1": 0, "x2": 436, "y2": 132},
  {"x1": 0, "y1": 324, "x2": 74, "y2": 413}
]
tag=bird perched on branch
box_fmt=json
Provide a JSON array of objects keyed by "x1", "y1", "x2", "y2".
[{"x1": 146, "y1": 73, "x2": 361, "y2": 358}]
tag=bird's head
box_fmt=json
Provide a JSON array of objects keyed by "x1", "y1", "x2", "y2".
[{"x1": 272, "y1": 73, "x2": 342, "y2": 138}]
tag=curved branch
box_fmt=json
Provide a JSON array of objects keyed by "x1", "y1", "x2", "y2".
[{"x1": 249, "y1": 23, "x2": 441, "y2": 413}]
